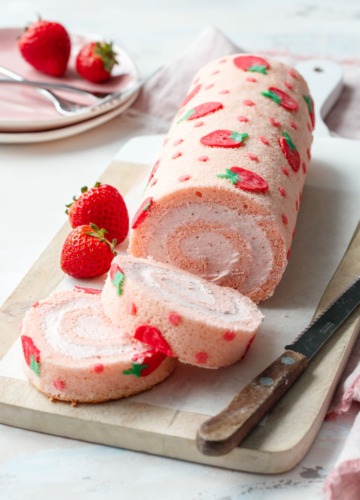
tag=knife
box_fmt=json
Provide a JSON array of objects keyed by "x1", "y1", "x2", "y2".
[{"x1": 196, "y1": 276, "x2": 360, "y2": 456}]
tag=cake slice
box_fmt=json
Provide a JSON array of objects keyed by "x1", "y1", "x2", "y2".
[{"x1": 101, "y1": 255, "x2": 264, "y2": 368}]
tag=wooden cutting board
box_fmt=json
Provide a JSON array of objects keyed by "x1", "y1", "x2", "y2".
[{"x1": 0, "y1": 142, "x2": 359, "y2": 473}]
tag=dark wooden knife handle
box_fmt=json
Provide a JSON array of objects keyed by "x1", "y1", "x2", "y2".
[{"x1": 196, "y1": 350, "x2": 308, "y2": 456}]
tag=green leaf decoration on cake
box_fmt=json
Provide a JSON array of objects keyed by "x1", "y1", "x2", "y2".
[{"x1": 123, "y1": 362, "x2": 149, "y2": 377}]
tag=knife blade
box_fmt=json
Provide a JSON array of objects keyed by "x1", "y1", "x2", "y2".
[{"x1": 196, "y1": 276, "x2": 360, "y2": 457}]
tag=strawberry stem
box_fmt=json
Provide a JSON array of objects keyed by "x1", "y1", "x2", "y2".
[
  {"x1": 283, "y1": 130, "x2": 297, "y2": 151},
  {"x1": 87, "y1": 223, "x2": 117, "y2": 254}
]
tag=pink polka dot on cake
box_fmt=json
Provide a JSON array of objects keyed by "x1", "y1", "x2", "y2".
[
  {"x1": 302, "y1": 162, "x2": 307, "y2": 174},
  {"x1": 127, "y1": 302, "x2": 137, "y2": 315},
  {"x1": 270, "y1": 117, "x2": 281, "y2": 127},
  {"x1": 282, "y1": 214, "x2": 288, "y2": 225},
  {"x1": 278, "y1": 186, "x2": 287, "y2": 197},
  {"x1": 289, "y1": 68, "x2": 299, "y2": 79},
  {"x1": 290, "y1": 121, "x2": 298, "y2": 130},
  {"x1": 307, "y1": 148, "x2": 311, "y2": 160},
  {"x1": 195, "y1": 352, "x2": 208, "y2": 364},
  {"x1": 237, "y1": 115, "x2": 249, "y2": 123},
  {"x1": 173, "y1": 138, "x2": 184, "y2": 146},
  {"x1": 194, "y1": 121, "x2": 204, "y2": 127},
  {"x1": 211, "y1": 70, "x2": 220, "y2": 76},
  {"x1": 172, "y1": 152, "x2": 182, "y2": 159},
  {"x1": 204, "y1": 83, "x2": 214, "y2": 90},
  {"x1": 246, "y1": 76, "x2": 257, "y2": 83},
  {"x1": 150, "y1": 178, "x2": 157, "y2": 187},
  {"x1": 282, "y1": 166, "x2": 290, "y2": 177},
  {"x1": 243, "y1": 99, "x2": 255, "y2": 106},
  {"x1": 178, "y1": 174, "x2": 191, "y2": 182},
  {"x1": 168, "y1": 311, "x2": 182, "y2": 326},
  {"x1": 219, "y1": 89, "x2": 230, "y2": 94},
  {"x1": 295, "y1": 199, "x2": 299, "y2": 211},
  {"x1": 223, "y1": 331, "x2": 236, "y2": 341},
  {"x1": 247, "y1": 152, "x2": 258, "y2": 161},
  {"x1": 198, "y1": 155, "x2": 209, "y2": 162},
  {"x1": 53, "y1": 380, "x2": 65, "y2": 391},
  {"x1": 259, "y1": 136, "x2": 270, "y2": 146},
  {"x1": 284, "y1": 81, "x2": 293, "y2": 90},
  {"x1": 92, "y1": 363, "x2": 104, "y2": 374}
]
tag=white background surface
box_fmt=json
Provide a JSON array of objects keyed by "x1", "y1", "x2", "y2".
[{"x1": 1, "y1": 1, "x2": 360, "y2": 499}]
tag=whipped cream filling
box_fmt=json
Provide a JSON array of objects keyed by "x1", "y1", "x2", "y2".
[
  {"x1": 43, "y1": 297, "x2": 139, "y2": 359},
  {"x1": 146, "y1": 203, "x2": 274, "y2": 291},
  {"x1": 127, "y1": 262, "x2": 257, "y2": 325}
]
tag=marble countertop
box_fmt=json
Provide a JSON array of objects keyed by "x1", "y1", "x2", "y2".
[{"x1": 1, "y1": 1, "x2": 360, "y2": 498}]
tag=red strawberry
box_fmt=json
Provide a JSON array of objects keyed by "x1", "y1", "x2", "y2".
[
  {"x1": 134, "y1": 325, "x2": 174, "y2": 357},
  {"x1": 66, "y1": 182, "x2": 129, "y2": 244},
  {"x1": 21, "y1": 335, "x2": 41, "y2": 375},
  {"x1": 76, "y1": 41, "x2": 118, "y2": 83},
  {"x1": 201, "y1": 130, "x2": 248, "y2": 148},
  {"x1": 17, "y1": 19, "x2": 71, "y2": 77},
  {"x1": 180, "y1": 83, "x2": 201, "y2": 107},
  {"x1": 233, "y1": 55, "x2": 270, "y2": 74},
  {"x1": 60, "y1": 224, "x2": 116, "y2": 279},
  {"x1": 303, "y1": 94, "x2": 315, "y2": 128},
  {"x1": 131, "y1": 197, "x2": 154, "y2": 229},
  {"x1": 217, "y1": 167, "x2": 268, "y2": 193},
  {"x1": 177, "y1": 102, "x2": 223, "y2": 123},
  {"x1": 261, "y1": 87, "x2": 298, "y2": 111},
  {"x1": 279, "y1": 131, "x2": 300, "y2": 172}
]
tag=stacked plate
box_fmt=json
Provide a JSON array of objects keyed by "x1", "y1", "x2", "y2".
[{"x1": 0, "y1": 28, "x2": 140, "y2": 143}]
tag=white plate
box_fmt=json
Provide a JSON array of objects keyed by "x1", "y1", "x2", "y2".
[
  {"x1": 0, "y1": 88, "x2": 139, "y2": 143},
  {"x1": 0, "y1": 27, "x2": 138, "y2": 132}
]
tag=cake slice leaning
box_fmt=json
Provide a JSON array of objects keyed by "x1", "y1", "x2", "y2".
[{"x1": 101, "y1": 255, "x2": 264, "y2": 369}]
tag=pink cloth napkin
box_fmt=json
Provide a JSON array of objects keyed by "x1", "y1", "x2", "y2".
[{"x1": 131, "y1": 26, "x2": 360, "y2": 497}]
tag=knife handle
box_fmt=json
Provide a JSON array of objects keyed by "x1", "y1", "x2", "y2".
[{"x1": 196, "y1": 350, "x2": 308, "y2": 456}]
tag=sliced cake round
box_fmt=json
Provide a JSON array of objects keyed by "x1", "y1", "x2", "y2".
[
  {"x1": 101, "y1": 255, "x2": 264, "y2": 369},
  {"x1": 21, "y1": 288, "x2": 176, "y2": 403}
]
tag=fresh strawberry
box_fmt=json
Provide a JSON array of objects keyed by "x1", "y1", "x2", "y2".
[
  {"x1": 303, "y1": 94, "x2": 315, "y2": 128},
  {"x1": 131, "y1": 197, "x2": 154, "y2": 229},
  {"x1": 66, "y1": 182, "x2": 129, "y2": 244},
  {"x1": 60, "y1": 224, "x2": 116, "y2": 279},
  {"x1": 217, "y1": 167, "x2": 269, "y2": 193},
  {"x1": 279, "y1": 131, "x2": 300, "y2": 172},
  {"x1": 76, "y1": 41, "x2": 118, "y2": 83},
  {"x1": 17, "y1": 19, "x2": 71, "y2": 77},
  {"x1": 201, "y1": 130, "x2": 248, "y2": 148},
  {"x1": 177, "y1": 102, "x2": 223, "y2": 123},
  {"x1": 233, "y1": 55, "x2": 270, "y2": 74},
  {"x1": 261, "y1": 87, "x2": 298, "y2": 111}
]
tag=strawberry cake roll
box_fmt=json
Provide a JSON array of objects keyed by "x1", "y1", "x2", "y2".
[
  {"x1": 129, "y1": 54, "x2": 314, "y2": 302},
  {"x1": 21, "y1": 288, "x2": 176, "y2": 403},
  {"x1": 101, "y1": 255, "x2": 264, "y2": 368}
]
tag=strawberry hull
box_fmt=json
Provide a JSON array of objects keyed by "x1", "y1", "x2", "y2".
[{"x1": 129, "y1": 54, "x2": 313, "y2": 302}]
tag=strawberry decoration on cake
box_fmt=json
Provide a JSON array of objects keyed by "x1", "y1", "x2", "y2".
[
  {"x1": 134, "y1": 325, "x2": 174, "y2": 357},
  {"x1": 110, "y1": 262, "x2": 125, "y2": 295},
  {"x1": 21, "y1": 335, "x2": 41, "y2": 376},
  {"x1": 233, "y1": 55, "x2": 270, "y2": 74},
  {"x1": 303, "y1": 94, "x2": 315, "y2": 128},
  {"x1": 131, "y1": 197, "x2": 154, "y2": 229},
  {"x1": 201, "y1": 130, "x2": 248, "y2": 148},
  {"x1": 123, "y1": 351, "x2": 168, "y2": 377},
  {"x1": 177, "y1": 102, "x2": 223, "y2": 123},
  {"x1": 261, "y1": 87, "x2": 298, "y2": 111},
  {"x1": 279, "y1": 131, "x2": 301, "y2": 172},
  {"x1": 217, "y1": 167, "x2": 269, "y2": 193}
]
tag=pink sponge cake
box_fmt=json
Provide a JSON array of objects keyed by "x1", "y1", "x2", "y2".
[
  {"x1": 129, "y1": 54, "x2": 314, "y2": 302},
  {"x1": 101, "y1": 255, "x2": 264, "y2": 369},
  {"x1": 21, "y1": 288, "x2": 176, "y2": 403}
]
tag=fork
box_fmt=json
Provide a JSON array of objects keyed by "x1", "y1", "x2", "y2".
[{"x1": 0, "y1": 65, "x2": 158, "y2": 116}]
